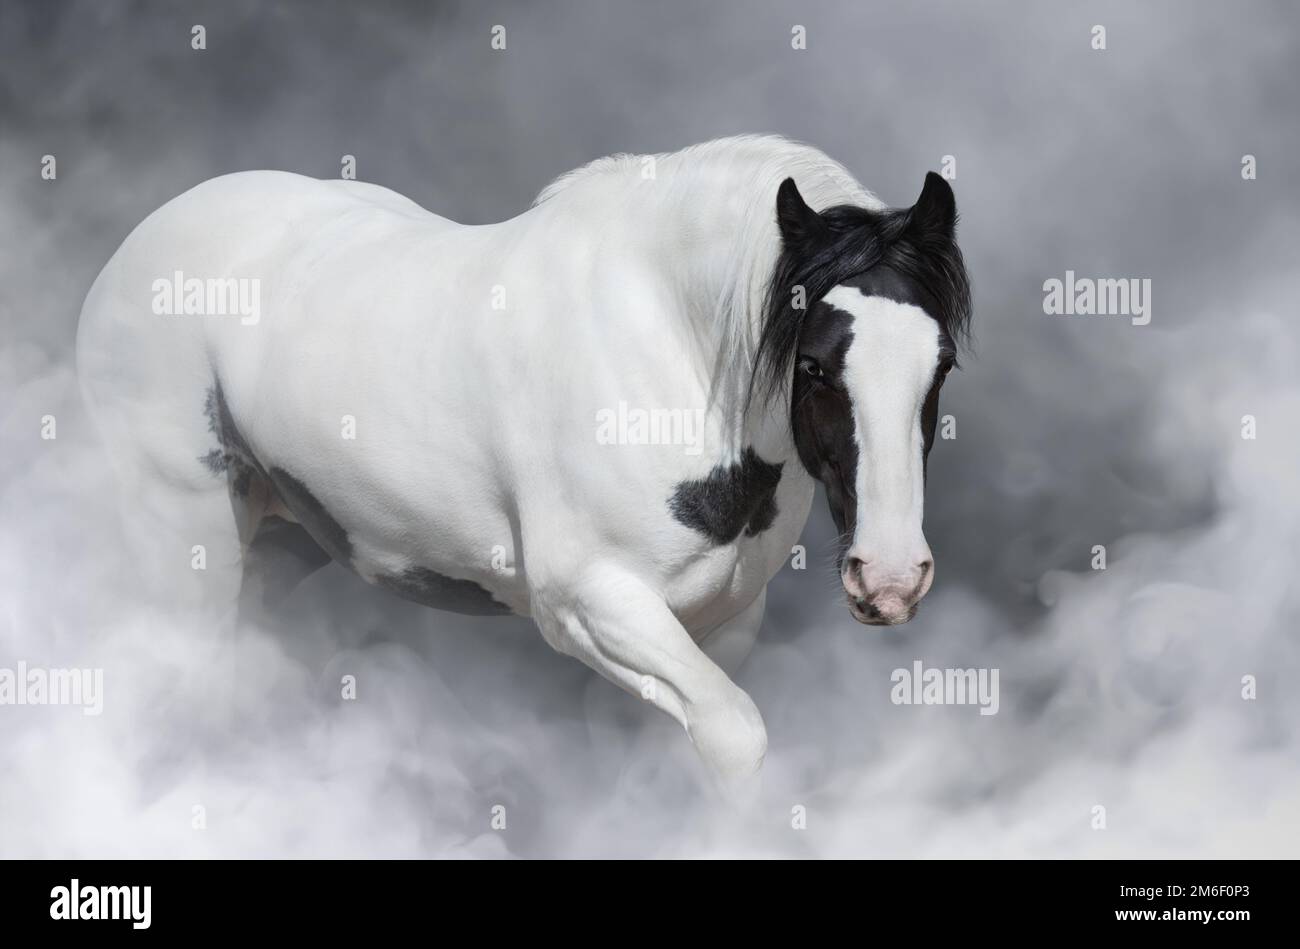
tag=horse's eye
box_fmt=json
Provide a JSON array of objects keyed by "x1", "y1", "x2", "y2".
[{"x1": 799, "y1": 357, "x2": 824, "y2": 381}]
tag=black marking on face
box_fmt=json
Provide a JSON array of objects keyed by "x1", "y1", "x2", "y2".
[
  {"x1": 376, "y1": 566, "x2": 512, "y2": 616},
  {"x1": 668, "y1": 446, "x2": 784, "y2": 544},
  {"x1": 843, "y1": 264, "x2": 952, "y2": 336},
  {"x1": 790, "y1": 300, "x2": 859, "y2": 546},
  {"x1": 919, "y1": 361, "x2": 951, "y2": 478},
  {"x1": 266, "y1": 466, "x2": 353, "y2": 566}
]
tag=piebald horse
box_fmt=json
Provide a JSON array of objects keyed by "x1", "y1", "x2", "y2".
[{"x1": 77, "y1": 136, "x2": 971, "y2": 778}]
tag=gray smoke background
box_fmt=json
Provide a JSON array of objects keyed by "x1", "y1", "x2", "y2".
[{"x1": 2, "y1": 0, "x2": 1298, "y2": 857}]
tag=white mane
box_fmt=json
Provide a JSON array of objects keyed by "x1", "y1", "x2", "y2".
[{"x1": 535, "y1": 135, "x2": 882, "y2": 417}]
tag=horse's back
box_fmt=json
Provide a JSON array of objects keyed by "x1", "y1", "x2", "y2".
[
  {"x1": 77, "y1": 171, "x2": 448, "y2": 435},
  {"x1": 82, "y1": 171, "x2": 439, "y2": 330}
]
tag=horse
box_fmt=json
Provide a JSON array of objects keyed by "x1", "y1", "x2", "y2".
[{"x1": 76, "y1": 135, "x2": 972, "y2": 779}]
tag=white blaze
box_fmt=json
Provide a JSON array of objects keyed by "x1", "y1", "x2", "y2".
[{"x1": 825, "y1": 286, "x2": 940, "y2": 597}]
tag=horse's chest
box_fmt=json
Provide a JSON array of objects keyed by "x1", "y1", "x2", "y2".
[{"x1": 657, "y1": 446, "x2": 813, "y2": 628}]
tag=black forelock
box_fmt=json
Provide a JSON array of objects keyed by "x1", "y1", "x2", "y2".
[{"x1": 747, "y1": 202, "x2": 972, "y2": 410}]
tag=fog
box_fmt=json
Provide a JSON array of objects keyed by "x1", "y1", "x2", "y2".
[{"x1": 1, "y1": 0, "x2": 1297, "y2": 856}]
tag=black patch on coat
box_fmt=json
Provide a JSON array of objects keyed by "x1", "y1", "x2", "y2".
[
  {"x1": 266, "y1": 466, "x2": 353, "y2": 566},
  {"x1": 668, "y1": 447, "x2": 784, "y2": 544},
  {"x1": 231, "y1": 466, "x2": 254, "y2": 497},
  {"x1": 200, "y1": 447, "x2": 226, "y2": 475},
  {"x1": 376, "y1": 566, "x2": 511, "y2": 616},
  {"x1": 201, "y1": 382, "x2": 260, "y2": 496}
]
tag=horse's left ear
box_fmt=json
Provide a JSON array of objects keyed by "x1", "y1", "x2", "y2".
[
  {"x1": 775, "y1": 177, "x2": 830, "y2": 250},
  {"x1": 908, "y1": 171, "x2": 957, "y2": 238}
]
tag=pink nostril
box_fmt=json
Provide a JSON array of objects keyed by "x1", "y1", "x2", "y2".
[
  {"x1": 842, "y1": 555, "x2": 869, "y2": 599},
  {"x1": 918, "y1": 560, "x2": 932, "y2": 576}
]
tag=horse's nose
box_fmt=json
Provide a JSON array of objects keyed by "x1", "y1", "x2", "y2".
[{"x1": 841, "y1": 550, "x2": 934, "y2": 626}]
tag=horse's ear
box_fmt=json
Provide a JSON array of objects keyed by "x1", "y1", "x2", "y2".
[
  {"x1": 775, "y1": 177, "x2": 828, "y2": 249},
  {"x1": 908, "y1": 171, "x2": 957, "y2": 238}
]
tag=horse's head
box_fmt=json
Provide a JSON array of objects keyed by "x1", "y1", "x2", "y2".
[{"x1": 755, "y1": 172, "x2": 971, "y2": 625}]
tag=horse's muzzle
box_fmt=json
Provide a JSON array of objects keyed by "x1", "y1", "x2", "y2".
[
  {"x1": 847, "y1": 592, "x2": 920, "y2": 626},
  {"x1": 842, "y1": 554, "x2": 933, "y2": 626}
]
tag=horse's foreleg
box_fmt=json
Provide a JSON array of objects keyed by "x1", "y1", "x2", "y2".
[
  {"x1": 532, "y1": 564, "x2": 767, "y2": 780},
  {"x1": 696, "y1": 587, "x2": 766, "y2": 678}
]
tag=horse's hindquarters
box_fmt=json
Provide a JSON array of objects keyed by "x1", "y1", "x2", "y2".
[{"x1": 75, "y1": 173, "x2": 360, "y2": 615}]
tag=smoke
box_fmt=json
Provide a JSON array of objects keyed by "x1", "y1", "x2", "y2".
[{"x1": 1, "y1": 0, "x2": 1298, "y2": 857}]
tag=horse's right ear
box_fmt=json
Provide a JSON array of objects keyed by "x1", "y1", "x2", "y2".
[
  {"x1": 775, "y1": 178, "x2": 828, "y2": 250},
  {"x1": 907, "y1": 171, "x2": 958, "y2": 239}
]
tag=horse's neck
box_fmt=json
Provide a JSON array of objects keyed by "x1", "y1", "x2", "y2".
[{"x1": 623, "y1": 171, "x2": 789, "y2": 460}]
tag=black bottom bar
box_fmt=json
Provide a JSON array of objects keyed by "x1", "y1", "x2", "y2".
[{"x1": 0, "y1": 858, "x2": 1284, "y2": 936}]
